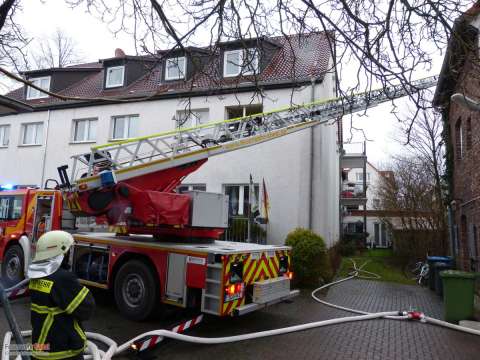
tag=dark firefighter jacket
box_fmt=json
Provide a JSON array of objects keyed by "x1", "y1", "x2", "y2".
[{"x1": 29, "y1": 268, "x2": 95, "y2": 359}]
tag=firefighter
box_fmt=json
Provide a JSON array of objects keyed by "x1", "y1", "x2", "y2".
[
  {"x1": 35, "y1": 216, "x2": 47, "y2": 240},
  {"x1": 27, "y1": 231, "x2": 95, "y2": 359}
]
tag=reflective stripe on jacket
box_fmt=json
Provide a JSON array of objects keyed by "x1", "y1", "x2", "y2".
[{"x1": 29, "y1": 268, "x2": 95, "y2": 359}]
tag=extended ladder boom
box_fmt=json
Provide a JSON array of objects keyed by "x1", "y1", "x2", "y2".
[{"x1": 70, "y1": 76, "x2": 438, "y2": 192}]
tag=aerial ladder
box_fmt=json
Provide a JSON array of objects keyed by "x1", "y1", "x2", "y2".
[{"x1": 58, "y1": 76, "x2": 438, "y2": 241}]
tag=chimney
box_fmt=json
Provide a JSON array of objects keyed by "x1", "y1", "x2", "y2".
[{"x1": 115, "y1": 48, "x2": 126, "y2": 58}]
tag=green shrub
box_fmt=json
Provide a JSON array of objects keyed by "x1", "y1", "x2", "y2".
[
  {"x1": 339, "y1": 240, "x2": 356, "y2": 256},
  {"x1": 285, "y1": 228, "x2": 332, "y2": 287}
]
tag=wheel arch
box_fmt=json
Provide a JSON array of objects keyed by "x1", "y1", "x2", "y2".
[{"x1": 18, "y1": 235, "x2": 31, "y2": 274}]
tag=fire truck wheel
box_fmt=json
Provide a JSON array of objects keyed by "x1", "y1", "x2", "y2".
[
  {"x1": 114, "y1": 260, "x2": 159, "y2": 321},
  {"x1": 1, "y1": 245, "x2": 25, "y2": 287}
]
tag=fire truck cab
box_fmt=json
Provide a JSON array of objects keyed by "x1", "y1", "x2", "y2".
[{"x1": 0, "y1": 187, "x2": 64, "y2": 286}]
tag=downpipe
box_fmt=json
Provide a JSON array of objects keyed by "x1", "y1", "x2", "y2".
[{"x1": 3, "y1": 264, "x2": 480, "y2": 360}]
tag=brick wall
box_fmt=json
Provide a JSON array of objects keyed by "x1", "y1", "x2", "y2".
[{"x1": 449, "y1": 54, "x2": 480, "y2": 272}]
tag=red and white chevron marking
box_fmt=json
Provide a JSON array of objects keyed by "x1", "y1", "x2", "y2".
[
  {"x1": 136, "y1": 314, "x2": 204, "y2": 352},
  {"x1": 7, "y1": 287, "x2": 28, "y2": 299}
]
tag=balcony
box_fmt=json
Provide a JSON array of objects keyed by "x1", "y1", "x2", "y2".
[
  {"x1": 340, "y1": 183, "x2": 367, "y2": 206},
  {"x1": 341, "y1": 142, "x2": 367, "y2": 169},
  {"x1": 340, "y1": 195, "x2": 367, "y2": 206},
  {"x1": 221, "y1": 216, "x2": 267, "y2": 244}
]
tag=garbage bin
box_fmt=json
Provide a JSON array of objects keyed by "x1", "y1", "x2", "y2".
[
  {"x1": 441, "y1": 270, "x2": 477, "y2": 323},
  {"x1": 434, "y1": 262, "x2": 453, "y2": 296},
  {"x1": 427, "y1": 256, "x2": 453, "y2": 291}
]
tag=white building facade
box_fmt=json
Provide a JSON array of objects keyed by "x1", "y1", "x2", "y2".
[
  {"x1": 0, "y1": 34, "x2": 340, "y2": 246},
  {"x1": 342, "y1": 161, "x2": 392, "y2": 248}
]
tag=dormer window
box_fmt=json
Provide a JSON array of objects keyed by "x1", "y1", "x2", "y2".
[
  {"x1": 224, "y1": 48, "x2": 259, "y2": 77},
  {"x1": 26, "y1": 76, "x2": 50, "y2": 100},
  {"x1": 165, "y1": 57, "x2": 186, "y2": 80},
  {"x1": 105, "y1": 65, "x2": 125, "y2": 88}
]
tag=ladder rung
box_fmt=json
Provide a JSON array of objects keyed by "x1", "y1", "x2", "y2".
[
  {"x1": 207, "y1": 264, "x2": 223, "y2": 269},
  {"x1": 204, "y1": 294, "x2": 220, "y2": 300},
  {"x1": 206, "y1": 279, "x2": 221, "y2": 284}
]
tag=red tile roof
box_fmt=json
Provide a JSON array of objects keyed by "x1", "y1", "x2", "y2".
[{"x1": 5, "y1": 32, "x2": 333, "y2": 108}]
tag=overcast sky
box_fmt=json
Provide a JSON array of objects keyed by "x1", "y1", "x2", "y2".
[{"x1": 18, "y1": 1, "x2": 442, "y2": 167}]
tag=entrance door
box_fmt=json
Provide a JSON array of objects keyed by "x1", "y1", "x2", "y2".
[
  {"x1": 374, "y1": 223, "x2": 380, "y2": 246},
  {"x1": 380, "y1": 223, "x2": 387, "y2": 247}
]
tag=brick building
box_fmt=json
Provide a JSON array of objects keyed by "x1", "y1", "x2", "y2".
[{"x1": 433, "y1": 2, "x2": 480, "y2": 271}]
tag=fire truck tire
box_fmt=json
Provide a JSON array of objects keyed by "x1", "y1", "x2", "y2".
[
  {"x1": 1, "y1": 245, "x2": 25, "y2": 287},
  {"x1": 114, "y1": 260, "x2": 159, "y2": 321}
]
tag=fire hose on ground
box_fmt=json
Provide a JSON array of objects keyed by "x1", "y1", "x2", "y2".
[{"x1": 2, "y1": 260, "x2": 480, "y2": 360}]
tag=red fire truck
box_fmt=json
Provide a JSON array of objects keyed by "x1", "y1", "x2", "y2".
[{"x1": 0, "y1": 186, "x2": 295, "y2": 320}]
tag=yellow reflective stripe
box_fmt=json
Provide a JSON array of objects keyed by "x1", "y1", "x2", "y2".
[
  {"x1": 37, "y1": 313, "x2": 54, "y2": 346},
  {"x1": 31, "y1": 303, "x2": 64, "y2": 315},
  {"x1": 73, "y1": 319, "x2": 86, "y2": 342},
  {"x1": 32, "y1": 345, "x2": 85, "y2": 360},
  {"x1": 29, "y1": 279, "x2": 54, "y2": 294},
  {"x1": 65, "y1": 287, "x2": 89, "y2": 314},
  {"x1": 31, "y1": 304, "x2": 67, "y2": 351}
]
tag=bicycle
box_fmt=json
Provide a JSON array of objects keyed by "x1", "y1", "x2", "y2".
[{"x1": 404, "y1": 260, "x2": 429, "y2": 286}]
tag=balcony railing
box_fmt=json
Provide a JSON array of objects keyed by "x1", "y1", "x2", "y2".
[
  {"x1": 342, "y1": 141, "x2": 366, "y2": 155},
  {"x1": 341, "y1": 141, "x2": 367, "y2": 169},
  {"x1": 221, "y1": 216, "x2": 267, "y2": 244}
]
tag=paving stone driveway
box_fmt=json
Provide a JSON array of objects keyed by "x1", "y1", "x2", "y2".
[{"x1": 2, "y1": 279, "x2": 479, "y2": 359}]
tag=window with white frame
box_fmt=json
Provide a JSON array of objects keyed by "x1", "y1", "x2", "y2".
[
  {"x1": 165, "y1": 57, "x2": 186, "y2": 80},
  {"x1": 72, "y1": 118, "x2": 97, "y2": 142},
  {"x1": 0, "y1": 125, "x2": 10, "y2": 147},
  {"x1": 224, "y1": 184, "x2": 259, "y2": 216},
  {"x1": 176, "y1": 109, "x2": 209, "y2": 128},
  {"x1": 20, "y1": 123, "x2": 43, "y2": 145},
  {"x1": 355, "y1": 172, "x2": 371, "y2": 182},
  {"x1": 111, "y1": 115, "x2": 138, "y2": 140},
  {"x1": 105, "y1": 66, "x2": 125, "y2": 88},
  {"x1": 224, "y1": 48, "x2": 259, "y2": 77},
  {"x1": 177, "y1": 184, "x2": 206, "y2": 193},
  {"x1": 26, "y1": 76, "x2": 50, "y2": 100}
]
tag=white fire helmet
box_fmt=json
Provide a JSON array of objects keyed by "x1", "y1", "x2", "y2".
[{"x1": 32, "y1": 231, "x2": 74, "y2": 263}]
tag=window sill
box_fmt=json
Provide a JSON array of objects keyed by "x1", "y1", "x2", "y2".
[
  {"x1": 108, "y1": 138, "x2": 134, "y2": 142},
  {"x1": 165, "y1": 76, "x2": 186, "y2": 81},
  {"x1": 26, "y1": 96, "x2": 49, "y2": 101},
  {"x1": 223, "y1": 72, "x2": 256, "y2": 78},
  {"x1": 70, "y1": 140, "x2": 97, "y2": 145},
  {"x1": 18, "y1": 144, "x2": 42, "y2": 147},
  {"x1": 104, "y1": 84, "x2": 124, "y2": 89},
  {"x1": 0, "y1": 146, "x2": 8, "y2": 149}
]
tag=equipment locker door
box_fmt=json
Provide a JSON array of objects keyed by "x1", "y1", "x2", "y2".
[{"x1": 166, "y1": 253, "x2": 187, "y2": 304}]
